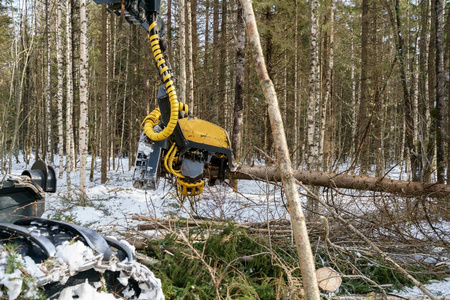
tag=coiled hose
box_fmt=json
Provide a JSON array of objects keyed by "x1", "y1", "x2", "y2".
[{"x1": 142, "y1": 21, "x2": 188, "y2": 141}]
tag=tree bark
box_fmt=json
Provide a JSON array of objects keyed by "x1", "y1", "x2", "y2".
[
  {"x1": 79, "y1": 0, "x2": 88, "y2": 203},
  {"x1": 201, "y1": 0, "x2": 210, "y2": 120},
  {"x1": 231, "y1": 1, "x2": 245, "y2": 162},
  {"x1": 178, "y1": 0, "x2": 186, "y2": 103},
  {"x1": 225, "y1": 165, "x2": 450, "y2": 198},
  {"x1": 186, "y1": 0, "x2": 194, "y2": 112},
  {"x1": 434, "y1": 0, "x2": 445, "y2": 183},
  {"x1": 320, "y1": 1, "x2": 334, "y2": 171},
  {"x1": 293, "y1": 0, "x2": 299, "y2": 166},
  {"x1": 101, "y1": 5, "x2": 108, "y2": 184},
  {"x1": 186, "y1": 0, "x2": 196, "y2": 113},
  {"x1": 446, "y1": 4, "x2": 450, "y2": 184},
  {"x1": 66, "y1": 0, "x2": 74, "y2": 200},
  {"x1": 306, "y1": 0, "x2": 320, "y2": 166},
  {"x1": 218, "y1": 0, "x2": 228, "y2": 128},
  {"x1": 56, "y1": 0, "x2": 64, "y2": 178},
  {"x1": 357, "y1": 0, "x2": 371, "y2": 174},
  {"x1": 393, "y1": 0, "x2": 419, "y2": 181},
  {"x1": 45, "y1": 0, "x2": 52, "y2": 163},
  {"x1": 239, "y1": 1, "x2": 320, "y2": 299},
  {"x1": 167, "y1": 0, "x2": 172, "y2": 61},
  {"x1": 211, "y1": 0, "x2": 219, "y2": 123},
  {"x1": 307, "y1": 0, "x2": 320, "y2": 216}
]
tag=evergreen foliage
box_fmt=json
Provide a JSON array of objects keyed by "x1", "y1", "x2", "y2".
[{"x1": 143, "y1": 225, "x2": 445, "y2": 298}]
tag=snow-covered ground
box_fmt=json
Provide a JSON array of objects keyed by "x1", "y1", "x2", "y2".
[{"x1": 5, "y1": 154, "x2": 450, "y2": 298}]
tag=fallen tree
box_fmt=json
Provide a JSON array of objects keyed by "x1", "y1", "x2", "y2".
[{"x1": 219, "y1": 165, "x2": 450, "y2": 198}]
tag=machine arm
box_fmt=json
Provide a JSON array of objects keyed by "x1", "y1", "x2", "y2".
[{"x1": 93, "y1": 0, "x2": 233, "y2": 196}]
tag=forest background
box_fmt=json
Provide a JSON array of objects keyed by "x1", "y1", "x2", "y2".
[
  {"x1": 0, "y1": 0, "x2": 449, "y2": 188},
  {"x1": 0, "y1": 0, "x2": 449, "y2": 190}
]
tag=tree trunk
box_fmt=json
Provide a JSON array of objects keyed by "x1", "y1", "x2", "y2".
[
  {"x1": 186, "y1": 0, "x2": 194, "y2": 112},
  {"x1": 434, "y1": 0, "x2": 445, "y2": 183},
  {"x1": 231, "y1": 1, "x2": 245, "y2": 162},
  {"x1": 45, "y1": 0, "x2": 52, "y2": 163},
  {"x1": 66, "y1": 0, "x2": 74, "y2": 199},
  {"x1": 201, "y1": 0, "x2": 210, "y2": 119},
  {"x1": 56, "y1": 0, "x2": 64, "y2": 178},
  {"x1": 178, "y1": 0, "x2": 186, "y2": 103},
  {"x1": 79, "y1": 0, "x2": 88, "y2": 203},
  {"x1": 306, "y1": 0, "x2": 320, "y2": 216},
  {"x1": 167, "y1": 0, "x2": 172, "y2": 61},
  {"x1": 321, "y1": 1, "x2": 334, "y2": 171},
  {"x1": 425, "y1": 0, "x2": 436, "y2": 182},
  {"x1": 293, "y1": 0, "x2": 299, "y2": 166},
  {"x1": 239, "y1": 1, "x2": 320, "y2": 299},
  {"x1": 357, "y1": 0, "x2": 371, "y2": 174},
  {"x1": 227, "y1": 165, "x2": 450, "y2": 198},
  {"x1": 218, "y1": 0, "x2": 228, "y2": 128},
  {"x1": 211, "y1": 0, "x2": 219, "y2": 123},
  {"x1": 350, "y1": 19, "x2": 358, "y2": 163},
  {"x1": 446, "y1": 4, "x2": 450, "y2": 184},
  {"x1": 101, "y1": 5, "x2": 108, "y2": 184},
  {"x1": 307, "y1": 0, "x2": 319, "y2": 169}
]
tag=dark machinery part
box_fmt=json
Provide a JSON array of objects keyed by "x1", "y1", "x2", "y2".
[
  {"x1": 133, "y1": 131, "x2": 166, "y2": 190},
  {"x1": 94, "y1": 0, "x2": 233, "y2": 196},
  {"x1": 0, "y1": 159, "x2": 56, "y2": 222},
  {"x1": 21, "y1": 159, "x2": 57, "y2": 193},
  {"x1": 93, "y1": 0, "x2": 161, "y2": 31},
  {"x1": 0, "y1": 218, "x2": 162, "y2": 299},
  {"x1": 15, "y1": 218, "x2": 113, "y2": 260}
]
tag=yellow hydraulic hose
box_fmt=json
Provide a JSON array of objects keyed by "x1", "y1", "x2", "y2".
[
  {"x1": 143, "y1": 21, "x2": 185, "y2": 141},
  {"x1": 164, "y1": 143, "x2": 184, "y2": 178}
]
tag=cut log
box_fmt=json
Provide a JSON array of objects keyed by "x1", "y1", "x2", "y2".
[{"x1": 223, "y1": 165, "x2": 450, "y2": 198}]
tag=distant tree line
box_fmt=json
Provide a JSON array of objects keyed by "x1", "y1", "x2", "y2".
[{"x1": 0, "y1": 0, "x2": 449, "y2": 187}]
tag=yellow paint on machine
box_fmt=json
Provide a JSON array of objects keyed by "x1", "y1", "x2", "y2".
[{"x1": 178, "y1": 118, "x2": 230, "y2": 149}]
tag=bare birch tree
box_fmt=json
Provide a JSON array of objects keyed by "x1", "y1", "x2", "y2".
[
  {"x1": 79, "y1": 0, "x2": 88, "y2": 203},
  {"x1": 45, "y1": 0, "x2": 52, "y2": 163},
  {"x1": 57, "y1": 0, "x2": 64, "y2": 177},
  {"x1": 306, "y1": 0, "x2": 320, "y2": 216},
  {"x1": 186, "y1": 0, "x2": 194, "y2": 111},
  {"x1": 178, "y1": 0, "x2": 186, "y2": 103},
  {"x1": 65, "y1": 0, "x2": 74, "y2": 199},
  {"x1": 239, "y1": 1, "x2": 320, "y2": 298}
]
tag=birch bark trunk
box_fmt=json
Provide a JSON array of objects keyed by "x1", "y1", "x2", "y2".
[
  {"x1": 79, "y1": 0, "x2": 88, "y2": 203},
  {"x1": 306, "y1": 0, "x2": 320, "y2": 215},
  {"x1": 46, "y1": 0, "x2": 52, "y2": 163},
  {"x1": 178, "y1": 0, "x2": 186, "y2": 103},
  {"x1": 57, "y1": 0, "x2": 64, "y2": 178},
  {"x1": 186, "y1": 0, "x2": 194, "y2": 111},
  {"x1": 66, "y1": 0, "x2": 74, "y2": 199},
  {"x1": 239, "y1": 1, "x2": 320, "y2": 298}
]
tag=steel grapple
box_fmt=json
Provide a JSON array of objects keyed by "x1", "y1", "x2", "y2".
[
  {"x1": 0, "y1": 218, "x2": 164, "y2": 299},
  {"x1": 0, "y1": 161, "x2": 164, "y2": 299}
]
